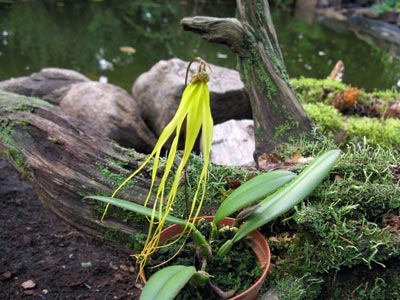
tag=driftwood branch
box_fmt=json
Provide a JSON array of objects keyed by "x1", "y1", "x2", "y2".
[
  {"x1": 181, "y1": 17, "x2": 245, "y2": 54},
  {"x1": 182, "y1": 0, "x2": 313, "y2": 159},
  {"x1": 0, "y1": 91, "x2": 150, "y2": 248}
]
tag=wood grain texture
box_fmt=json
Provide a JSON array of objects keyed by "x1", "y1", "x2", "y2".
[{"x1": 0, "y1": 91, "x2": 150, "y2": 245}]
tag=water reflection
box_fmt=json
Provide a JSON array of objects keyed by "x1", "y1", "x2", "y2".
[
  {"x1": 0, "y1": 0, "x2": 399, "y2": 92},
  {"x1": 0, "y1": 0, "x2": 236, "y2": 90}
]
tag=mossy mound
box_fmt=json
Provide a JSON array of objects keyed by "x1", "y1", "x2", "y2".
[
  {"x1": 262, "y1": 79, "x2": 400, "y2": 298},
  {"x1": 291, "y1": 77, "x2": 400, "y2": 150}
]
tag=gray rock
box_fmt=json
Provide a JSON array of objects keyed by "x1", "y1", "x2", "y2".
[
  {"x1": 210, "y1": 119, "x2": 255, "y2": 167},
  {"x1": 132, "y1": 58, "x2": 251, "y2": 138},
  {"x1": 0, "y1": 68, "x2": 90, "y2": 104},
  {"x1": 59, "y1": 81, "x2": 156, "y2": 153}
]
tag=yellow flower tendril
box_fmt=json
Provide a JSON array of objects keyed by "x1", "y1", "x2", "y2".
[{"x1": 101, "y1": 58, "x2": 213, "y2": 278}]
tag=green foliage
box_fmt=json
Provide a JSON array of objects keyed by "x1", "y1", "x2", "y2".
[
  {"x1": 277, "y1": 132, "x2": 337, "y2": 159},
  {"x1": 291, "y1": 77, "x2": 348, "y2": 104},
  {"x1": 291, "y1": 77, "x2": 397, "y2": 108},
  {"x1": 304, "y1": 103, "x2": 400, "y2": 150},
  {"x1": 93, "y1": 161, "x2": 149, "y2": 224},
  {"x1": 372, "y1": 0, "x2": 400, "y2": 15},
  {"x1": 303, "y1": 102, "x2": 344, "y2": 133},
  {"x1": 171, "y1": 154, "x2": 251, "y2": 218},
  {"x1": 145, "y1": 219, "x2": 262, "y2": 300},
  {"x1": 370, "y1": 88, "x2": 400, "y2": 103},
  {"x1": 85, "y1": 195, "x2": 188, "y2": 227},
  {"x1": 347, "y1": 117, "x2": 400, "y2": 149},
  {"x1": 213, "y1": 170, "x2": 296, "y2": 224},
  {"x1": 140, "y1": 265, "x2": 196, "y2": 300},
  {"x1": 292, "y1": 202, "x2": 396, "y2": 272},
  {"x1": 289, "y1": 79, "x2": 400, "y2": 150},
  {"x1": 90, "y1": 149, "x2": 339, "y2": 299},
  {"x1": 264, "y1": 142, "x2": 400, "y2": 300},
  {"x1": 104, "y1": 228, "x2": 146, "y2": 252},
  {"x1": 342, "y1": 273, "x2": 400, "y2": 300},
  {"x1": 272, "y1": 274, "x2": 323, "y2": 300},
  {"x1": 336, "y1": 143, "x2": 396, "y2": 183},
  {"x1": 226, "y1": 150, "x2": 340, "y2": 246}
]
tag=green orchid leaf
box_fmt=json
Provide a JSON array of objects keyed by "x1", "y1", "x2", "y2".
[
  {"x1": 232, "y1": 149, "x2": 340, "y2": 243},
  {"x1": 140, "y1": 265, "x2": 196, "y2": 300},
  {"x1": 213, "y1": 170, "x2": 296, "y2": 224},
  {"x1": 84, "y1": 196, "x2": 188, "y2": 227}
]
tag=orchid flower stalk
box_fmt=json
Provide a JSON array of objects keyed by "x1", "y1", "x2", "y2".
[{"x1": 101, "y1": 58, "x2": 213, "y2": 276}]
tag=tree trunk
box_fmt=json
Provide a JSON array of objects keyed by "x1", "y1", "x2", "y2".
[
  {"x1": 181, "y1": 0, "x2": 314, "y2": 160},
  {"x1": 0, "y1": 91, "x2": 150, "y2": 249}
]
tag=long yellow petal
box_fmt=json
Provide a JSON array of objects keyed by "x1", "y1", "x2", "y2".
[{"x1": 102, "y1": 63, "x2": 213, "y2": 278}]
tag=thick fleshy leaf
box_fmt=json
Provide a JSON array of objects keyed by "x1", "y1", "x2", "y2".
[
  {"x1": 85, "y1": 196, "x2": 187, "y2": 227},
  {"x1": 231, "y1": 149, "x2": 340, "y2": 243},
  {"x1": 213, "y1": 170, "x2": 296, "y2": 224},
  {"x1": 140, "y1": 266, "x2": 196, "y2": 300}
]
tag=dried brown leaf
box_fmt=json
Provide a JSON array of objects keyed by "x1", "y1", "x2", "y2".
[
  {"x1": 384, "y1": 101, "x2": 400, "y2": 119},
  {"x1": 257, "y1": 153, "x2": 283, "y2": 171}
]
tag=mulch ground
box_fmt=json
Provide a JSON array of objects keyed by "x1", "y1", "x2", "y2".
[{"x1": 0, "y1": 157, "x2": 141, "y2": 300}]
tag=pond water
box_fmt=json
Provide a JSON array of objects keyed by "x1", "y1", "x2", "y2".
[{"x1": 1, "y1": 0, "x2": 400, "y2": 92}]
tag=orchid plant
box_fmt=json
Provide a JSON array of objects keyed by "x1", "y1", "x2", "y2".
[
  {"x1": 98, "y1": 58, "x2": 214, "y2": 276},
  {"x1": 88, "y1": 150, "x2": 340, "y2": 299},
  {"x1": 86, "y1": 58, "x2": 340, "y2": 300}
]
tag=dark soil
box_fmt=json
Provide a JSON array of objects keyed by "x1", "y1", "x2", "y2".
[{"x1": 0, "y1": 157, "x2": 141, "y2": 300}]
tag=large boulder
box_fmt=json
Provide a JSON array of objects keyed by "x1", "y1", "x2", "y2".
[
  {"x1": 0, "y1": 68, "x2": 90, "y2": 104},
  {"x1": 59, "y1": 82, "x2": 156, "y2": 153},
  {"x1": 132, "y1": 58, "x2": 251, "y2": 137}
]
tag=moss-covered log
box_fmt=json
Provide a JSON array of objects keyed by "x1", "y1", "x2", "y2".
[
  {"x1": 0, "y1": 91, "x2": 150, "y2": 249},
  {"x1": 181, "y1": 0, "x2": 313, "y2": 159}
]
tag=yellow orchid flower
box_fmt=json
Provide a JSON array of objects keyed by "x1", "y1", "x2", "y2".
[{"x1": 101, "y1": 58, "x2": 213, "y2": 276}]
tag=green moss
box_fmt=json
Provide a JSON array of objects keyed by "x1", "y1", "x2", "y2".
[
  {"x1": 370, "y1": 88, "x2": 400, "y2": 103},
  {"x1": 0, "y1": 116, "x2": 31, "y2": 175},
  {"x1": 337, "y1": 143, "x2": 396, "y2": 183},
  {"x1": 304, "y1": 102, "x2": 344, "y2": 133},
  {"x1": 261, "y1": 142, "x2": 399, "y2": 300},
  {"x1": 146, "y1": 219, "x2": 262, "y2": 299},
  {"x1": 255, "y1": 61, "x2": 278, "y2": 98},
  {"x1": 91, "y1": 152, "x2": 246, "y2": 225},
  {"x1": 91, "y1": 162, "x2": 149, "y2": 224},
  {"x1": 340, "y1": 272, "x2": 400, "y2": 300},
  {"x1": 270, "y1": 274, "x2": 323, "y2": 300},
  {"x1": 347, "y1": 117, "x2": 400, "y2": 149},
  {"x1": 0, "y1": 119, "x2": 16, "y2": 148},
  {"x1": 104, "y1": 227, "x2": 146, "y2": 252},
  {"x1": 97, "y1": 162, "x2": 136, "y2": 190},
  {"x1": 0, "y1": 93, "x2": 52, "y2": 173},
  {"x1": 372, "y1": 0, "x2": 400, "y2": 15},
  {"x1": 299, "y1": 94, "x2": 400, "y2": 150},
  {"x1": 291, "y1": 77, "x2": 400, "y2": 111},
  {"x1": 0, "y1": 91, "x2": 52, "y2": 109},
  {"x1": 170, "y1": 154, "x2": 252, "y2": 219},
  {"x1": 274, "y1": 123, "x2": 291, "y2": 139},
  {"x1": 291, "y1": 77, "x2": 348, "y2": 104}
]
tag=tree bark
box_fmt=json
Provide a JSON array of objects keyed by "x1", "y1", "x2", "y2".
[
  {"x1": 0, "y1": 91, "x2": 150, "y2": 249},
  {"x1": 181, "y1": 0, "x2": 314, "y2": 160}
]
